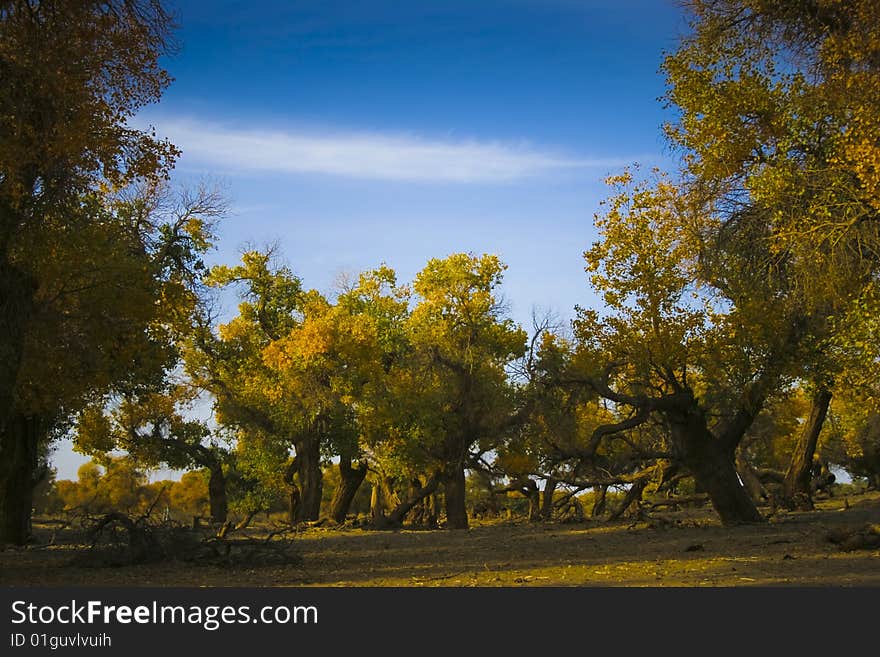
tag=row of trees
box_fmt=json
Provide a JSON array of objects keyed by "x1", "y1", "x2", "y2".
[
  {"x1": 0, "y1": 0, "x2": 207, "y2": 544},
  {"x1": 2, "y1": 0, "x2": 879, "y2": 544},
  {"x1": 36, "y1": 459, "x2": 213, "y2": 522},
  {"x1": 75, "y1": 250, "x2": 528, "y2": 530},
  {"x1": 69, "y1": 235, "x2": 880, "y2": 531}
]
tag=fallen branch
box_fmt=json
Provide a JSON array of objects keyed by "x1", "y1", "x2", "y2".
[
  {"x1": 648, "y1": 495, "x2": 710, "y2": 509},
  {"x1": 72, "y1": 512, "x2": 301, "y2": 568}
]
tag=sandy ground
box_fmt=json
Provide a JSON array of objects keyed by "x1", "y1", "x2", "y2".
[{"x1": 2, "y1": 490, "x2": 878, "y2": 587}]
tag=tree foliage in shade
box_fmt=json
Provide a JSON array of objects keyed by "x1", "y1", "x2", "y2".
[
  {"x1": 659, "y1": 0, "x2": 880, "y2": 506},
  {"x1": 664, "y1": 0, "x2": 880, "y2": 362},
  {"x1": 0, "y1": 0, "x2": 191, "y2": 545},
  {"x1": 0, "y1": 0, "x2": 178, "y2": 206}
]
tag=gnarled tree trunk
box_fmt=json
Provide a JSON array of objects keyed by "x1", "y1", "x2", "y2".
[
  {"x1": 783, "y1": 387, "x2": 832, "y2": 509},
  {"x1": 736, "y1": 449, "x2": 768, "y2": 504},
  {"x1": 383, "y1": 472, "x2": 441, "y2": 528},
  {"x1": 607, "y1": 475, "x2": 649, "y2": 521},
  {"x1": 668, "y1": 401, "x2": 763, "y2": 525},
  {"x1": 407, "y1": 477, "x2": 439, "y2": 528},
  {"x1": 682, "y1": 437, "x2": 763, "y2": 524},
  {"x1": 329, "y1": 458, "x2": 367, "y2": 524}
]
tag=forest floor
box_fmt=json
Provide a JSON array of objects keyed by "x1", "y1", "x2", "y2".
[{"x1": 2, "y1": 489, "x2": 879, "y2": 587}]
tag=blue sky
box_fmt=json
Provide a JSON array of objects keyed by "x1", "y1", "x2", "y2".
[{"x1": 53, "y1": 0, "x2": 687, "y2": 480}]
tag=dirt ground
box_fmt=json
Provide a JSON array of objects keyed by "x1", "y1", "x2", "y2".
[{"x1": 2, "y1": 490, "x2": 878, "y2": 587}]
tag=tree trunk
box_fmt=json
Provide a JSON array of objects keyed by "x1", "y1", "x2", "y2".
[
  {"x1": 293, "y1": 437, "x2": 323, "y2": 522},
  {"x1": 443, "y1": 462, "x2": 468, "y2": 529},
  {"x1": 857, "y1": 415, "x2": 880, "y2": 490},
  {"x1": 329, "y1": 459, "x2": 367, "y2": 524},
  {"x1": 607, "y1": 476, "x2": 649, "y2": 521},
  {"x1": 426, "y1": 492, "x2": 440, "y2": 529},
  {"x1": 0, "y1": 254, "x2": 37, "y2": 545},
  {"x1": 523, "y1": 479, "x2": 541, "y2": 522},
  {"x1": 370, "y1": 482, "x2": 385, "y2": 523},
  {"x1": 0, "y1": 257, "x2": 35, "y2": 437},
  {"x1": 407, "y1": 477, "x2": 435, "y2": 527},
  {"x1": 287, "y1": 484, "x2": 301, "y2": 525},
  {"x1": 0, "y1": 413, "x2": 40, "y2": 545},
  {"x1": 686, "y1": 440, "x2": 763, "y2": 524},
  {"x1": 383, "y1": 473, "x2": 442, "y2": 528},
  {"x1": 235, "y1": 510, "x2": 257, "y2": 531},
  {"x1": 207, "y1": 463, "x2": 228, "y2": 524},
  {"x1": 669, "y1": 403, "x2": 763, "y2": 525},
  {"x1": 541, "y1": 477, "x2": 558, "y2": 521},
  {"x1": 282, "y1": 457, "x2": 301, "y2": 525},
  {"x1": 657, "y1": 461, "x2": 680, "y2": 496},
  {"x1": 591, "y1": 485, "x2": 608, "y2": 517},
  {"x1": 736, "y1": 449, "x2": 768, "y2": 504},
  {"x1": 783, "y1": 387, "x2": 832, "y2": 509}
]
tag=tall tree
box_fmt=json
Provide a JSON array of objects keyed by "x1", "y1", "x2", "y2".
[
  {"x1": 71, "y1": 182, "x2": 227, "y2": 521},
  {"x1": 75, "y1": 385, "x2": 231, "y2": 524},
  {"x1": 663, "y1": 0, "x2": 880, "y2": 507},
  {"x1": 0, "y1": 183, "x2": 215, "y2": 544},
  {"x1": 310, "y1": 266, "x2": 411, "y2": 523},
  {"x1": 193, "y1": 257, "x2": 417, "y2": 525},
  {"x1": 404, "y1": 253, "x2": 527, "y2": 529},
  {"x1": 567, "y1": 171, "x2": 814, "y2": 524},
  {"x1": 0, "y1": 0, "x2": 179, "y2": 544},
  {"x1": 187, "y1": 251, "x2": 313, "y2": 522}
]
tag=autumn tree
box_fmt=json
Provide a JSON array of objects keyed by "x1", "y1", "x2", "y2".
[
  {"x1": 75, "y1": 384, "x2": 231, "y2": 523},
  {"x1": 186, "y1": 251, "x2": 313, "y2": 521},
  {"x1": 0, "y1": 0, "x2": 179, "y2": 544},
  {"x1": 318, "y1": 266, "x2": 411, "y2": 523},
  {"x1": 68, "y1": 182, "x2": 227, "y2": 522},
  {"x1": 169, "y1": 470, "x2": 212, "y2": 519},
  {"x1": 822, "y1": 385, "x2": 880, "y2": 490},
  {"x1": 258, "y1": 285, "x2": 369, "y2": 525},
  {"x1": 0, "y1": 184, "x2": 217, "y2": 544},
  {"x1": 663, "y1": 0, "x2": 880, "y2": 505},
  {"x1": 403, "y1": 253, "x2": 527, "y2": 529},
  {"x1": 191, "y1": 254, "x2": 421, "y2": 526},
  {"x1": 561, "y1": 170, "x2": 824, "y2": 524},
  {"x1": 52, "y1": 458, "x2": 155, "y2": 516},
  {"x1": 259, "y1": 269, "x2": 412, "y2": 525}
]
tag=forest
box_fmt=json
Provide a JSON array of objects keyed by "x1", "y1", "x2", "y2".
[{"x1": 1, "y1": 0, "x2": 879, "y2": 585}]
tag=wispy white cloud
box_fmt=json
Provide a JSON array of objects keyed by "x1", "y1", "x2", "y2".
[{"x1": 151, "y1": 118, "x2": 631, "y2": 184}]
